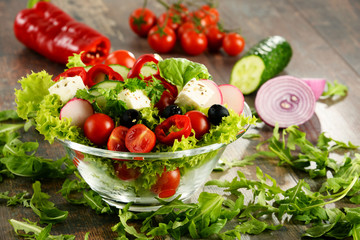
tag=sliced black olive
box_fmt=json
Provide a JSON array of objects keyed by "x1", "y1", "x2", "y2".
[
  {"x1": 161, "y1": 104, "x2": 182, "y2": 118},
  {"x1": 208, "y1": 104, "x2": 229, "y2": 125},
  {"x1": 120, "y1": 109, "x2": 140, "y2": 128}
]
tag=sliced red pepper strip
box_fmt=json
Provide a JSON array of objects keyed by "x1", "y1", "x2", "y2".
[
  {"x1": 155, "y1": 115, "x2": 192, "y2": 146},
  {"x1": 53, "y1": 67, "x2": 87, "y2": 82},
  {"x1": 153, "y1": 75, "x2": 178, "y2": 98},
  {"x1": 14, "y1": 2, "x2": 110, "y2": 65},
  {"x1": 127, "y1": 54, "x2": 160, "y2": 79},
  {"x1": 85, "y1": 64, "x2": 124, "y2": 87}
]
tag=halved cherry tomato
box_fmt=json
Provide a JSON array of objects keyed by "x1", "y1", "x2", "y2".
[
  {"x1": 84, "y1": 113, "x2": 115, "y2": 146},
  {"x1": 104, "y1": 50, "x2": 136, "y2": 68},
  {"x1": 180, "y1": 29, "x2": 207, "y2": 55},
  {"x1": 53, "y1": 67, "x2": 87, "y2": 83},
  {"x1": 129, "y1": 8, "x2": 157, "y2": 37},
  {"x1": 107, "y1": 126, "x2": 129, "y2": 152},
  {"x1": 147, "y1": 25, "x2": 176, "y2": 53},
  {"x1": 151, "y1": 167, "x2": 180, "y2": 198},
  {"x1": 125, "y1": 124, "x2": 156, "y2": 153},
  {"x1": 185, "y1": 110, "x2": 210, "y2": 139},
  {"x1": 222, "y1": 32, "x2": 245, "y2": 56},
  {"x1": 113, "y1": 162, "x2": 140, "y2": 181},
  {"x1": 155, "y1": 115, "x2": 192, "y2": 146}
]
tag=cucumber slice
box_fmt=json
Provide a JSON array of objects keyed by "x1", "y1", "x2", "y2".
[
  {"x1": 230, "y1": 36, "x2": 292, "y2": 95},
  {"x1": 91, "y1": 80, "x2": 121, "y2": 90},
  {"x1": 90, "y1": 80, "x2": 122, "y2": 110},
  {"x1": 109, "y1": 64, "x2": 130, "y2": 80},
  {"x1": 140, "y1": 64, "x2": 158, "y2": 78}
]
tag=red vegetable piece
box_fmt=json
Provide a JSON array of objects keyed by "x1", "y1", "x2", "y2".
[
  {"x1": 185, "y1": 110, "x2": 210, "y2": 139},
  {"x1": 14, "y1": 2, "x2": 110, "y2": 65},
  {"x1": 113, "y1": 163, "x2": 140, "y2": 181},
  {"x1": 84, "y1": 113, "x2": 115, "y2": 146},
  {"x1": 85, "y1": 64, "x2": 124, "y2": 87},
  {"x1": 155, "y1": 115, "x2": 192, "y2": 146},
  {"x1": 151, "y1": 167, "x2": 181, "y2": 198},
  {"x1": 302, "y1": 78, "x2": 326, "y2": 100},
  {"x1": 53, "y1": 67, "x2": 87, "y2": 82},
  {"x1": 107, "y1": 126, "x2": 129, "y2": 152},
  {"x1": 255, "y1": 76, "x2": 316, "y2": 128},
  {"x1": 125, "y1": 124, "x2": 156, "y2": 153},
  {"x1": 127, "y1": 54, "x2": 160, "y2": 79},
  {"x1": 154, "y1": 90, "x2": 176, "y2": 114}
]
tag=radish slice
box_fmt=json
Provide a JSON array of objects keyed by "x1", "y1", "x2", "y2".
[
  {"x1": 218, "y1": 84, "x2": 245, "y2": 114},
  {"x1": 60, "y1": 98, "x2": 94, "y2": 128},
  {"x1": 302, "y1": 78, "x2": 326, "y2": 100},
  {"x1": 255, "y1": 76, "x2": 316, "y2": 128},
  {"x1": 200, "y1": 79, "x2": 223, "y2": 106}
]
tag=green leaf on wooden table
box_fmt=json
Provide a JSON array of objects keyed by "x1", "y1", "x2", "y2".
[
  {"x1": 322, "y1": 80, "x2": 348, "y2": 98},
  {"x1": 30, "y1": 181, "x2": 68, "y2": 224},
  {"x1": 9, "y1": 218, "x2": 76, "y2": 240},
  {"x1": 0, "y1": 191, "x2": 30, "y2": 207}
]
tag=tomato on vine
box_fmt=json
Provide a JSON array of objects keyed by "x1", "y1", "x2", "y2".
[
  {"x1": 180, "y1": 29, "x2": 208, "y2": 55},
  {"x1": 147, "y1": 25, "x2": 176, "y2": 53},
  {"x1": 205, "y1": 24, "x2": 225, "y2": 52},
  {"x1": 222, "y1": 32, "x2": 245, "y2": 56},
  {"x1": 129, "y1": 8, "x2": 157, "y2": 37}
]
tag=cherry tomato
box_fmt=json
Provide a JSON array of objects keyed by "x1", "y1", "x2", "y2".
[
  {"x1": 177, "y1": 21, "x2": 196, "y2": 38},
  {"x1": 113, "y1": 162, "x2": 140, "y2": 181},
  {"x1": 147, "y1": 25, "x2": 176, "y2": 53},
  {"x1": 222, "y1": 32, "x2": 245, "y2": 56},
  {"x1": 107, "y1": 126, "x2": 129, "y2": 152},
  {"x1": 154, "y1": 90, "x2": 176, "y2": 114},
  {"x1": 185, "y1": 110, "x2": 210, "y2": 139},
  {"x1": 157, "y1": 12, "x2": 182, "y2": 32},
  {"x1": 84, "y1": 113, "x2": 115, "y2": 146},
  {"x1": 125, "y1": 124, "x2": 156, "y2": 153},
  {"x1": 205, "y1": 25, "x2": 225, "y2": 52},
  {"x1": 180, "y1": 30, "x2": 208, "y2": 55},
  {"x1": 199, "y1": 5, "x2": 220, "y2": 26},
  {"x1": 104, "y1": 50, "x2": 136, "y2": 68},
  {"x1": 169, "y1": 3, "x2": 189, "y2": 21},
  {"x1": 129, "y1": 8, "x2": 157, "y2": 37},
  {"x1": 151, "y1": 168, "x2": 181, "y2": 198}
]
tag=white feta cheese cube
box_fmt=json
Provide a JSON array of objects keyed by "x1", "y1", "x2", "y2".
[
  {"x1": 175, "y1": 79, "x2": 215, "y2": 109},
  {"x1": 118, "y1": 89, "x2": 151, "y2": 110},
  {"x1": 48, "y1": 76, "x2": 87, "y2": 103}
]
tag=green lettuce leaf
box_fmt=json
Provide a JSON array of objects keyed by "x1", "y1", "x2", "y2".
[
  {"x1": 15, "y1": 71, "x2": 54, "y2": 120},
  {"x1": 158, "y1": 58, "x2": 211, "y2": 89},
  {"x1": 66, "y1": 52, "x2": 86, "y2": 69}
]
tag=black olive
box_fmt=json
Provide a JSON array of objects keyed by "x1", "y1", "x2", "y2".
[
  {"x1": 120, "y1": 109, "x2": 140, "y2": 128},
  {"x1": 161, "y1": 104, "x2": 182, "y2": 118},
  {"x1": 208, "y1": 104, "x2": 229, "y2": 125}
]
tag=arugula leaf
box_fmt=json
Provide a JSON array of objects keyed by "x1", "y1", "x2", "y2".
[
  {"x1": 9, "y1": 218, "x2": 76, "y2": 240},
  {"x1": 322, "y1": 80, "x2": 348, "y2": 98},
  {"x1": 30, "y1": 181, "x2": 69, "y2": 224},
  {"x1": 0, "y1": 191, "x2": 30, "y2": 207}
]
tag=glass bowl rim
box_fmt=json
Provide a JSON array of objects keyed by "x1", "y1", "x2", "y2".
[{"x1": 58, "y1": 102, "x2": 252, "y2": 160}]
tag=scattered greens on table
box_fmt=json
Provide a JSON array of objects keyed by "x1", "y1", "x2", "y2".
[{"x1": 1, "y1": 100, "x2": 359, "y2": 240}]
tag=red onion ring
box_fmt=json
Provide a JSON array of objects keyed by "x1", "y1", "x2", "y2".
[{"x1": 255, "y1": 75, "x2": 316, "y2": 128}]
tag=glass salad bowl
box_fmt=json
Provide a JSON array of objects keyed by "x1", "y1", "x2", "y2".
[{"x1": 59, "y1": 103, "x2": 252, "y2": 212}]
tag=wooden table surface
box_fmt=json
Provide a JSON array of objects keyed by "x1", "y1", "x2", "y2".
[{"x1": 1, "y1": 0, "x2": 359, "y2": 239}]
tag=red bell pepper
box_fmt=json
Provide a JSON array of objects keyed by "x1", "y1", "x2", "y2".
[
  {"x1": 85, "y1": 64, "x2": 124, "y2": 87},
  {"x1": 155, "y1": 115, "x2": 192, "y2": 146},
  {"x1": 127, "y1": 54, "x2": 160, "y2": 79},
  {"x1": 53, "y1": 67, "x2": 87, "y2": 82},
  {"x1": 14, "y1": 1, "x2": 111, "y2": 65}
]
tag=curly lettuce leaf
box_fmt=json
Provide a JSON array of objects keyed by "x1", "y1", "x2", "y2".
[
  {"x1": 66, "y1": 52, "x2": 86, "y2": 69},
  {"x1": 15, "y1": 71, "x2": 54, "y2": 120},
  {"x1": 158, "y1": 58, "x2": 211, "y2": 90},
  {"x1": 35, "y1": 94, "x2": 88, "y2": 144}
]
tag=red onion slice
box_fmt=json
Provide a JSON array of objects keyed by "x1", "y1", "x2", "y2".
[
  {"x1": 302, "y1": 78, "x2": 326, "y2": 100},
  {"x1": 255, "y1": 75, "x2": 316, "y2": 128}
]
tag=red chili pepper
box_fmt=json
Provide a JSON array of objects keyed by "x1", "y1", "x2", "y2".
[
  {"x1": 85, "y1": 64, "x2": 124, "y2": 87},
  {"x1": 155, "y1": 115, "x2": 192, "y2": 146},
  {"x1": 14, "y1": 2, "x2": 111, "y2": 65},
  {"x1": 53, "y1": 67, "x2": 87, "y2": 82},
  {"x1": 127, "y1": 54, "x2": 160, "y2": 79}
]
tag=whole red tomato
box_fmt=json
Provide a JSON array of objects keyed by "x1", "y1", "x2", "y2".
[
  {"x1": 177, "y1": 21, "x2": 196, "y2": 38},
  {"x1": 154, "y1": 90, "x2": 176, "y2": 114},
  {"x1": 169, "y1": 3, "x2": 189, "y2": 21},
  {"x1": 222, "y1": 32, "x2": 245, "y2": 56},
  {"x1": 125, "y1": 124, "x2": 156, "y2": 153},
  {"x1": 180, "y1": 29, "x2": 208, "y2": 55},
  {"x1": 205, "y1": 25, "x2": 225, "y2": 52},
  {"x1": 191, "y1": 5, "x2": 219, "y2": 28},
  {"x1": 185, "y1": 110, "x2": 210, "y2": 139},
  {"x1": 151, "y1": 168, "x2": 181, "y2": 198},
  {"x1": 104, "y1": 50, "x2": 136, "y2": 69},
  {"x1": 84, "y1": 113, "x2": 115, "y2": 146},
  {"x1": 129, "y1": 8, "x2": 157, "y2": 37},
  {"x1": 157, "y1": 12, "x2": 182, "y2": 32},
  {"x1": 147, "y1": 25, "x2": 176, "y2": 53}
]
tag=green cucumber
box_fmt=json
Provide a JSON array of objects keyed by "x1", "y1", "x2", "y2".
[
  {"x1": 89, "y1": 80, "x2": 122, "y2": 110},
  {"x1": 230, "y1": 35, "x2": 292, "y2": 95},
  {"x1": 109, "y1": 64, "x2": 130, "y2": 80},
  {"x1": 140, "y1": 63, "x2": 158, "y2": 78}
]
